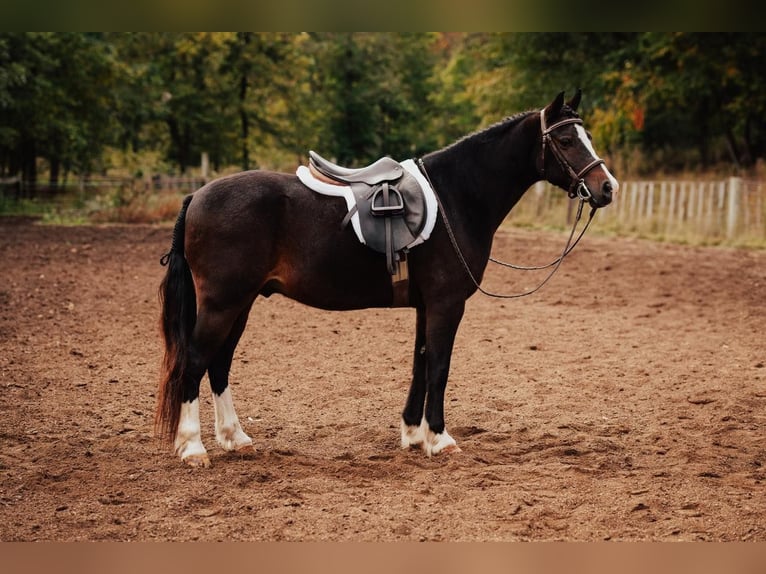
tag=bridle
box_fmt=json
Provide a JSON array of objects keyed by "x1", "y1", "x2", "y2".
[
  {"x1": 539, "y1": 110, "x2": 605, "y2": 202},
  {"x1": 415, "y1": 108, "x2": 603, "y2": 300}
]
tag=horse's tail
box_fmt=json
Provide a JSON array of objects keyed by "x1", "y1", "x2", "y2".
[{"x1": 155, "y1": 194, "x2": 196, "y2": 442}]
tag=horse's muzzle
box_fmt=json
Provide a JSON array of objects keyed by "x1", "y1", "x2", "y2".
[
  {"x1": 586, "y1": 179, "x2": 614, "y2": 209},
  {"x1": 597, "y1": 180, "x2": 614, "y2": 206}
]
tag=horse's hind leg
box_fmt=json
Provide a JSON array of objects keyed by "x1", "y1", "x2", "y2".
[
  {"x1": 208, "y1": 303, "x2": 255, "y2": 453},
  {"x1": 175, "y1": 304, "x2": 244, "y2": 467}
]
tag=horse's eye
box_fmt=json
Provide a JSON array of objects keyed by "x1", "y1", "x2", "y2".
[{"x1": 559, "y1": 136, "x2": 573, "y2": 148}]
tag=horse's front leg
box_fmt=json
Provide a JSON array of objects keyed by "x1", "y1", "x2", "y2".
[
  {"x1": 422, "y1": 302, "x2": 465, "y2": 456},
  {"x1": 402, "y1": 302, "x2": 465, "y2": 456},
  {"x1": 401, "y1": 306, "x2": 429, "y2": 448}
]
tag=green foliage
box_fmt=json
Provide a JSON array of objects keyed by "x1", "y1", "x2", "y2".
[
  {"x1": 0, "y1": 32, "x2": 764, "y2": 193},
  {"x1": 307, "y1": 33, "x2": 440, "y2": 165},
  {"x1": 0, "y1": 33, "x2": 120, "y2": 187}
]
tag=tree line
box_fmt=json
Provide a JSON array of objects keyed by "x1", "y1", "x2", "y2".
[{"x1": 1, "y1": 32, "x2": 764, "y2": 194}]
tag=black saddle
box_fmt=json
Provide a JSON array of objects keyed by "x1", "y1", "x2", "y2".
[{"x1": 308, "y1": 151, "x2": 427, "y2": 286}]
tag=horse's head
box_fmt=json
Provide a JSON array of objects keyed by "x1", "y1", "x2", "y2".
[{"x1": 538, "y1": 90, "x2": 619, "y2": 208}]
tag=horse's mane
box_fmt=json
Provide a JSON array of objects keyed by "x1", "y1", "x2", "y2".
[
  {"x1": 433, "y1": 109, "x2": 537, "y2": 156},
  {"x1": 428, "y1": 105, "x2": 581, "y2": 159}
]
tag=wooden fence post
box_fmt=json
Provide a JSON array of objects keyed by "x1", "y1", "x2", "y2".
[
  {"x1": 201, "y1": 152, "x2": 209, "y2": 181},
  {"x1": 727, "y1": 177, "x2": 742, "y2": 239},
  {"x1": 666, "y1": 182, "x2": 677, "y2": 235}
]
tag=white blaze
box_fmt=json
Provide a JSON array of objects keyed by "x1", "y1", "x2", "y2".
[{"x1": 575, "y1": 124, "x2": 620, "y2": 193}]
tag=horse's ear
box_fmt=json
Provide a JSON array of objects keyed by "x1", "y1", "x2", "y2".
[
  {"x1": 545, "y1": 91, "x2": 566, "y2": 122},
  {"x1": 567, "y1": 89, "x2": 582, "y2": 112}
]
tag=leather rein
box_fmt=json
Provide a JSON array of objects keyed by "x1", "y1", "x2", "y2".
[{"x1": 417, "y1": 109, "x2": 600, "y2": 300}]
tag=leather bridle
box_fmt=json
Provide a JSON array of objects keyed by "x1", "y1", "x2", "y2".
[
  {"x1": 413, "y1": 107, "x2": 608, "y2": 300},
  {"x1": 539, "y1": 110, "x2": 605, "y2": 201}
]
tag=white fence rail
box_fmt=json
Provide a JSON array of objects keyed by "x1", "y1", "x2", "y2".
[
  {"x1": 3, "y1": 173, "x2": 764, "y2": 244},
  {"x1": 508, "y1": 177, "x2": 765, "y2": 245}
]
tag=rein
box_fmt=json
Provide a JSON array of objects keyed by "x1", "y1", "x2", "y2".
[
  {"x1": 488, "y1": 203, "x2": 595, "y2": 272},
  {"x1": 415, "y1": 108, "x2": 599, "y2": 300}
]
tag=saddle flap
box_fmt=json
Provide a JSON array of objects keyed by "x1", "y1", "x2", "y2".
[{"x1": 349, "y1": 169, "x2": 426, "y2": 256}]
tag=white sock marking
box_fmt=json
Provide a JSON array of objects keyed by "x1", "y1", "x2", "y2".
[
  {"x1": 213, "y1": 387, "x2": 253, "y2": 451},
  {"x1": 401, "y1": 416, "x2": 428, "y2": 449},
  {"x1": 401, "y1": 416, "x2": 459, "y2": 456},
  {"x1": 175, "y1": 399, "x2": 208, "y2": 461}
]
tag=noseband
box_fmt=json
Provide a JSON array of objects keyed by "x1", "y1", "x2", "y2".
[{"x1": 539, "y1": 110, "x2": 605, "y2": 201}]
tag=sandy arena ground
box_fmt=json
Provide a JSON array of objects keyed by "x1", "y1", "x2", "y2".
[{"x1": 1, "y1": 215, "x2": 764, "y2": 541}]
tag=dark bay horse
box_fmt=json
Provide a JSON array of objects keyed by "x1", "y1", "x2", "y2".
[{"x1": 156, "y1": 91, "x2": 619, "y2": 467}]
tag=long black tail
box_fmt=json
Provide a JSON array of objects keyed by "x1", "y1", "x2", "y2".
[{"x1": 156, "y1": 194, "x2": 196, "y2": 441}]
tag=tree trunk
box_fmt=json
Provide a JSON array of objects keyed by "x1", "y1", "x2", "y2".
[
  {"x1": 240, "y1": 72, "x2": 250, "y2": 171},
  {"x1": 21, "y1": 139, "x2": 37, "y2": 198},
  {"x1": 49, "y1": 155, "x2": 60, "y2": 191},
  {"x1": 239, "y1": 32, "x2": 252, "y2": 171},
  {"x1": 166, "y1": 116, "x2": 190, "y2": 174},
  {"x1": 741, "y1": 115, "x2": 754, "y2": 168},
  {"x1": 724, "y1": 129, "x2": 741, "y2": 170}
]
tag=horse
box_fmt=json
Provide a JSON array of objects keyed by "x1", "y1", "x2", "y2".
[{"x1": 156, "y1": 90, "x2": 619, "y2": 467}]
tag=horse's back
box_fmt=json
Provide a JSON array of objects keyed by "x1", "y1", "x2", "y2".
[{"x1": 187, "y1": 169, "x2": 301, "y2": 225}]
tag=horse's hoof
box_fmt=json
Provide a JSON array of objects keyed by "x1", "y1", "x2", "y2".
[
  {"x1": 425, "y1": 429, "x2": 459, "y2": 457},
  {"x1": 216, "y1": 426, "x2": 253, "y2": 453},
  {"x1": 218, "y1": 437, "x2": 253, "y2": 453},
  {"x1": 234, "y1": 443, "x2": 256, "y2": 455},
  {"x1": 183, "y1": 453, "x2": 211, "y2": 468},
  {"x1": 440, "y1": 444, "x2": 463, "y2": 454}
]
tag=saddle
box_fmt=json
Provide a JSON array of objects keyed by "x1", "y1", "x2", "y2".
[
  {"x1": 309, "y1": 151, "x2": 404, "y2": 185},
  {"x1": 308, "y1": 151, "x2": 428, "y2": 305}
]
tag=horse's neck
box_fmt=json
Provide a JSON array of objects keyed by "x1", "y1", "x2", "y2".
[{"x1": 424, "y1": 126, "x2": 539, "y2": 236}]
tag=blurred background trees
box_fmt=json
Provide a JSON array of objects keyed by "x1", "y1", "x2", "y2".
[{"x1": 1, "y1": 32, "x2": 764, "y2": 195}]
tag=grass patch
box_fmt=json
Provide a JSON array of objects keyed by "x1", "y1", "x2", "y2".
[
  {"x1": 0, "y1": 195, "x2": 53, "y2": 218},
  {"x1": 0, "y1": 185, "x2": 186, "y2": 226},
  {"x1": 86, "y1": 186, "x2": 184, "y2": 224}
]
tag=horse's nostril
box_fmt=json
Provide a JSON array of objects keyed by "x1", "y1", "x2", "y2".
[{"x1": 602, "y1": 180, "x2": 613, "y2": 199}]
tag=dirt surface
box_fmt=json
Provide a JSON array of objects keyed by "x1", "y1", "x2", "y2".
[{"x1": 1, "y1": 215, "x2": 764, "y2": 541}]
